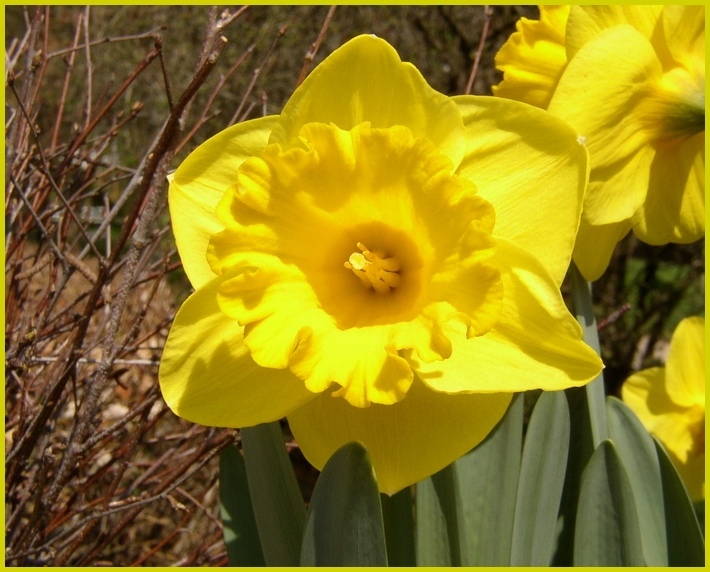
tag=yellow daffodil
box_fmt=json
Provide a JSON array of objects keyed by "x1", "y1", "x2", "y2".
[
  {"x1": 622, "y1": 317, "x2": 705, "y2": 502},
  {"x1": 494, "y1": 6, "x2": 705, "y2": 281},
  {"x1": 159, "y1": 35, "x2": 602, "y2": 494}
]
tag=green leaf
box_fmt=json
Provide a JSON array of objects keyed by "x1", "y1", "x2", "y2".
[
  {"x1": 457, "y1": 392, "x2": 523, "y2": 565},
  {"x1": 551, "y1": 386, "x2": 596, "y2": 566},
  {"x1": 694, "y1": 501, "x2": 705, "y2": 537},
  {"x1": 240, "y1": 422, "x2": 306, "y2": 566},
  {"x1": 219, "y1": 444, "x2": 266, "y2": 566},
  {"x1": 414, "y1": 393, "x2": 523, "y2": 566},
  {"x1": 414, "y1": 463, "x2": 464, "y2": 566},
  {"x1": 511, "y1": 391, "x2": 570, "y2": 566},
  {"x1": 381, "y1": 488, "x2": 416, "y2": 566},
  {"x1": 573, "y1": 440, "x2": 645, "y2": 566},
  {"x1": 300, "y1": 441, "x2": 387, "y2": 566},
  {"x1": 606, "y1": 396, "x2": 667, "y2": 565},
  {"x1": 569, "y1": 262, "x2": 608, "y2": 448},
  {"x1": 654, "y1": 437, "x2": 705, "y2": 566}
]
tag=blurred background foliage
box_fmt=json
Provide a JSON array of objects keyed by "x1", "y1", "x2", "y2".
[{"x1": 4, "y1": 5, "x2": 703, "y2": 566}]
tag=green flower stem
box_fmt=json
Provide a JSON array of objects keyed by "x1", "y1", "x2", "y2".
[{"x1": 569, "y1": 262, "x2": 608, "y2": 447}]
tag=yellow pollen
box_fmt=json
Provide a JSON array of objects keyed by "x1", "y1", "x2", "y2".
[{"x1": 344, "y1": 242, "x2": 401, "y2": 293}]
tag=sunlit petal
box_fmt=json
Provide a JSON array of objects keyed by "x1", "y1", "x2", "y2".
[
  {"x1": 169, "y1": 116, "x2": 277, "y2": 289},
  {"x1": 622, "y1": 317, "x2": 705, "y2": 501},
  {"x1": 413, "y1": 238, "x2": 602, "y2": 393},
  {"x1": 455, "y1": 95, "x2": 588, "y2": 286},
  {"x1": 665, "y1": 316, "x2": 705, "y2": 408},
  {"x1": 159, "y1": 275, "x2": 315, "y2": 428},
  {"x1": 270, "y1": 35, "x2": 467, "y2": 169},
  {"x1": 288, "y1": 378, "x2": 513, "y2": 495}
]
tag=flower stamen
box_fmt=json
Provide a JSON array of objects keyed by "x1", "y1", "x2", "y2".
[{"x1": 345, "y1": 241, "x2": 401, "y2": 293}]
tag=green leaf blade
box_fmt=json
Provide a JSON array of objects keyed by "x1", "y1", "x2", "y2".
[
  {"x1": 219, "y1": 444, "x2": 266, "y2": 567},
  {"x1": 570, "y1": 262, "x2": 608, "y2": 448},
  {"x1": 381, "y1": 488, "x2": 416, "y2": 566},
  {"x1": 414, "y1": 393, "x2": 523, "y2": 566},
  {"x1": 573, "y1": 440, "x2": 646, "y2": 566},
  {"x1": 300, "y1": 441, "x2": 387, "y2": 566},
  {"x1": 654, "y1": 437, "x2": 705, "y2": 566},
  {"x1": 240, "y1": 422, "x2": 306, "y2": 567},
  {"x1": 414, "y1": 463, "x2": 463, "y2": 566},
  {"x1": 606, "y1": 396, "x2": 668, "y2": 565},
  {"x1": 456, "y1": 392, "x2": 523, "y2": 566},
  {"x1": 511, "y1": 391, "x2": 570, "y2": 566}
]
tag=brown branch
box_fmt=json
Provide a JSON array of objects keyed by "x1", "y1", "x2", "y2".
[
  {"x1": 229, "y1": 25, "x2": 287, "y2": 125},
  {"x1": 72, "y1": 430, "x2": 235, "y2": 566},
  {"x1": 176, "y1": 43, "x2": 255, "y2": 153},
  {"x1": 6, "y1": 79, "x2": 104, "y2": 262},
  {"x1": 295, "y1": 5, "x2": 336, "y2": 88},
  {"x1": 465, "y1": 5, "x2": 493, "y2": 95},
  {"x1": 45, "y1": 27, "x2": 167, "y2": 59},
  {"x1": 50, "y1": 12, "x2": 84, "y2": 152},
  {"x1": 40, "y1": 31, "x2": 230, "y2": 536},
  {"x1": 82, "y1": 6, "x2": 93, "y2": 130},
  {"x1": 57, "y1": 45, "x2": 160, "y2": 173}
]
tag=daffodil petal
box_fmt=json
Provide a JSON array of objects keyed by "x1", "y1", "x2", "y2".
[
  {"x1": 413, "y1": 238, "x2": 602, "y2": 393},
  {"x1": 287, "y1": 378, "x2": 513, "y2": 495},
  {"x1": 565, "y1": 6, "x2": 663, "y2": 57},
  {"x1": 169, "y1": 116, "x2": 278, "y2": 289},
  {"x1": 270, "y1": 35, "x2": 467, "y2": 169},
  {"x1": 632, "y1": 132, "x2": 705, "y2": 245},
  {"x1": 453, "y1": 95, "x2": 588, "y2": 286},
  {"x1": 492, "y1": 5, "x2": 570, "y2": 109},
  {"x1": 675, "y1": 441, "x2": 705, "y2": 503},
  {"x1": 622, "y1": 367, "x2": 705, "y2": 501},
  {"x1": 661, "y1": 5, "x2": 704, "y2": 69},
  {"x1": 289, "y1": 322, "x2": 414, "y2": 407},
  {"x1": 622, "y1": 368, "x2": 694, "y2": 460},
  {"x1": 572, "y1": 218, "x2": 632, "y2": 282},
  {"x1": 665, "y1": 317, "x2": 705, "y2": 409},
  {"x1": 548, "y1": 25, "x2": 662, "y2": 225},
  {"x1": 158, "y1": 275, "x2": 315, "y2": 427}
]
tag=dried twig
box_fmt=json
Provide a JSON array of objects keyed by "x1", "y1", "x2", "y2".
[
  {"x1": 4, "y1": 8, "x2": 247, "y2": 565},
  {"x1": 295, "y1": 5, "x2": 337, "y2": 88},
  {"x1": 465, "y1": 5, "x2": 493, "y2": 95},
  {"x1": 229, "y1": 25, "x2": 287, "y2": 125}
]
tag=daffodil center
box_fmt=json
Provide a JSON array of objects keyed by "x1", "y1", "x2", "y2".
[
  {"x1": 345, "y1": 242, "x2": 401, "y2": 293},
  {"x1": 642, "y1": 66, "x2": 705, "y2": 144}
]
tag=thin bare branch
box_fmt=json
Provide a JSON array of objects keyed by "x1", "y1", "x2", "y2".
[
  {"x1": 295, "y1": 5, "x2": 337, "y2": 88},
  {"x1": 229, "y1": 25, "x2": 287, "y2": 125},
  {"x1": 465, "y1": 5, "x2": 493, "y2": 95}
]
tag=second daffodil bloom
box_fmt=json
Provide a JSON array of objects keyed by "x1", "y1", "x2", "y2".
[
  {"x1": 159, "y1": 35, "x2": 602, "y2": 494},
  {"x1": 494, "y1": 6, "x2": 705, "y2": 281},
  {"x1": 622, "y1": 317, "x2": 705, "y2": 502}
]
